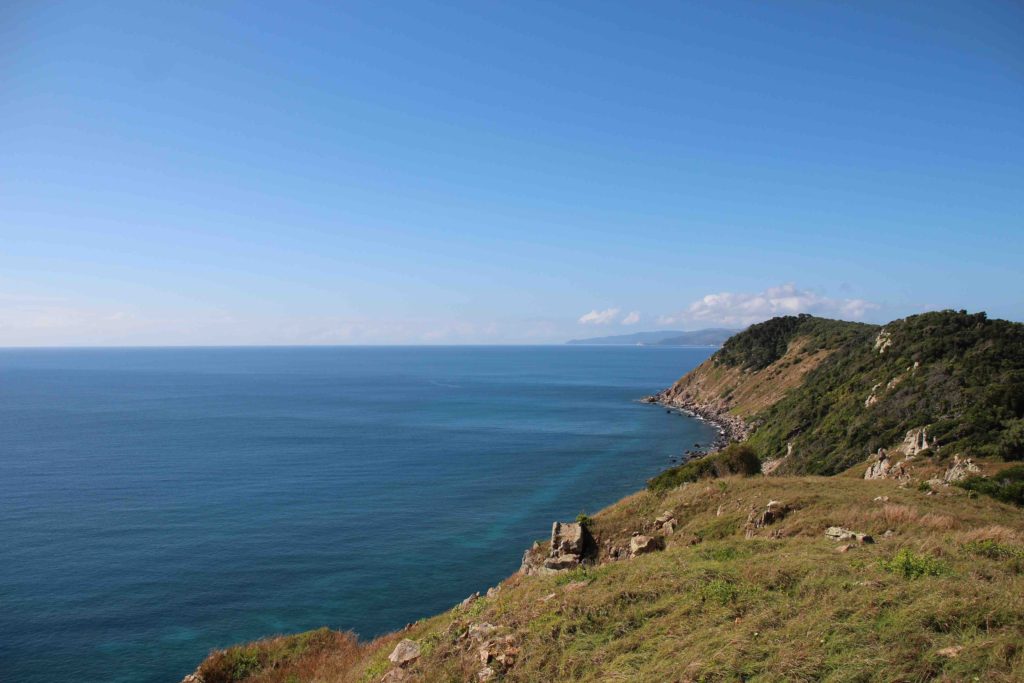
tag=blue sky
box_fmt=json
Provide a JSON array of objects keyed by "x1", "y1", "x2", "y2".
[{"x1": 2, "y1": 1, "x2": 1022, "y2": 345}]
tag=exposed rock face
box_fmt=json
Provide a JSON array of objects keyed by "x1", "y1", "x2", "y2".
[
  {"x1": 825, "y1": 527, "x2": 873, "y2": 544},
  {"x1": 629, "y1": 534, "x2": 664, "y2": 558},
  {"x1": 899, "y1": 427, "x2": 933, "y2": 456},
  {"x1": 551, "y1": 521, "x2": 584, "y2": 556},
  {"x1": 388, "y1": 639, "x2": 421, "y2": 667},
  {"x1": 943, "y1": 455, "x2": 981, "y2": 483},
  {"x1": 874, "y1": 330, "x2": 893, "y2": 353},
  {"x1": 864, "y1": 449, "x2": 913, "y2": 480},
  {"x1": 865, "y1": 383, "x2": 882, "y2": 408},
  {"x1": 864, "y1": 449, "x2": 892, "y2": 480},
  {"x1": 744, "y1": 500, "x2": 789, "y2": 538},
  {"x1": 520, "y1": 521, "x2": 592, "y2": 575}
]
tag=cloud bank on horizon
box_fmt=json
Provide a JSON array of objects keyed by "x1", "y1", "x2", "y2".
[
  {"x1": 580, "y1": 284, "x2": 879, "y2": 332},
  {"x1": 657, "y1": 284, "x2": 879, "y2": 328}
]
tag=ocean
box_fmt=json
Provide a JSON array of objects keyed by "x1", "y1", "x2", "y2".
[{"x1": 0, "y1": 345, "x2": 716, "y2": 682}]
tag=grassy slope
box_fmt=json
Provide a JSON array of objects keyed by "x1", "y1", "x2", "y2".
[{"x1": 193, "y1": 475, "x2": 1024, "y2": 683}]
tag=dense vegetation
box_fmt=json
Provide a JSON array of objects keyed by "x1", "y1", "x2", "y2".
[
  {"x1": 739, "y1": 311, "x2": 1024, "y2": 474},
  {"x1": 647, "y1": 443, "x2": 760, "y2": 492},
  {"x1": 715, "y1": 314, "x2": 874, "y2": 371},
  {"x1": 957, "y1": 465, "x2": 1024, "y2": 507}
]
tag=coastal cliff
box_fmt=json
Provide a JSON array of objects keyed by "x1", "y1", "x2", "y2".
[{"x1": 180, "y1": 311, "x2": 1024, "y2": 683}]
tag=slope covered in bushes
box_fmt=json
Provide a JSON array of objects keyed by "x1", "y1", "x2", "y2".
[{"x1": 745, "y1": 311, "x2": 1024, "y2": 473}]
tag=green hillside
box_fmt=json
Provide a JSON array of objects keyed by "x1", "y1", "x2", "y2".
[{"x1": 736, "y1": 311, "x2": 1024, "y2": 474}]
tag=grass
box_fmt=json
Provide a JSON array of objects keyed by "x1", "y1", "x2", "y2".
[{"x1": 189, "y1": 474, "x2": 1024, "y2": 682}]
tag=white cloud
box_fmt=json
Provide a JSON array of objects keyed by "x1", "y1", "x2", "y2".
[
  {"x1": 578, "y1": 307, "x2": 620, "y2": 325},
  {"x1": 659, "y1": 284, "x2": 878, "y2": 327},
  {"x1": 621, "y1": 311, "x2": 640, "y2": 325}
]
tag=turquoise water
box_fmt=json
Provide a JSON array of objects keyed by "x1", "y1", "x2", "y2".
[{"x1": 0, "y1": 346, "x2": 716, "y2": 682}]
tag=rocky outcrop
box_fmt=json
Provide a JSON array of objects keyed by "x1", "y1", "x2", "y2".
[
  {"x1": 825, "y1": 527, "x2": 873, "y2": 544},
  {"x1": 551, "y1": 521, "x2": 584, "y2": 556},
  {"x1": 654, "y1": 510, "x2": 677, "y2": 535},
  {"x1": 864, "y1": 449, "x2": 913, "y2": 480},
  {"x1": 744, "y1": 500, "x2": 789, "y2": 538},
  {"x1": 874, "y1": 329, "x2": 893, "y2": 354},
  {"x1": 520, "y1": 521, "x2": 592, "y2": 575},
  {"x1": 943, "y1": 455, "x2": 981, "y2": 483},
  {"x1": 899, "y1": 427, "x2": 933, "y2": 456}
]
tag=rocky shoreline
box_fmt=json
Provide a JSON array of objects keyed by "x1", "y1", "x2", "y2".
[{"x1": 640, "y1": 391, "x2": 748, "y2": 454}]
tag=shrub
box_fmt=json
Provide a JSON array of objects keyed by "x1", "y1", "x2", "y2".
[
  {"x1": 575, "y1": 512, "x2": 594, "y2": 528},
  {"x1": 1000, "y1": 419, "x2": 1024, "y2": 461},
  {"x1": 964, "y1": 539, "x2": 1024, "y2": 560},
  {"x1": 879, "y1": 549, "x2": 947, "y2": 579},
  {"x1": 956, "y1": 465, "x2": 1024, "y2": 506},
  {"x1": 647, "y1": 444, "x2": 760, "y2": 492}
]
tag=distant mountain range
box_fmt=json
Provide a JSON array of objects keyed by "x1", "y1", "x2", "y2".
[{"x1": 565, "y1": 328, "x2": 738, "y2": 346}]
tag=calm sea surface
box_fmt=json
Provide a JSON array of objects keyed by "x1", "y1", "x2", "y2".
[{"x1": 0, "y1": 346, "x2": 716, "y2": 682}]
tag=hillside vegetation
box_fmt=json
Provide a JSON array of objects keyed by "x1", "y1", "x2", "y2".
[{"x1": 658, "y1": 311, "x2": 1024, "y2": 474}]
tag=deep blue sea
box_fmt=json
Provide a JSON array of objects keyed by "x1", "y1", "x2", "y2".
[{"x1": 0, "y1": 346, "x2": 716, "y2": 682}]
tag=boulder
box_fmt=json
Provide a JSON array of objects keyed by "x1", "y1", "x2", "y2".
[
  {"x1": 388, "y1": 639, "x2": 421, "y2": 668},
  {"x1": 825, "y1": 526, "x2": 873, "y2": 544},
  {"x1": 477, "y1": 667, "x2": 496, "y2": 681},
  {"x1": 629, "y1": 534, "x2": 664, "y2": 558}
]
